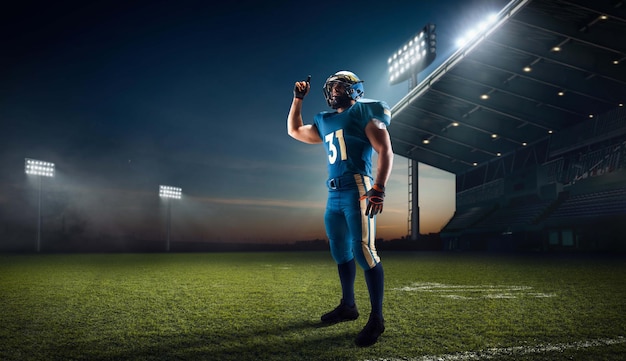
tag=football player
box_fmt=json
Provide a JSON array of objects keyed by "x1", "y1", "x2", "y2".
[{"x1": 287, "y1": 71, "x2": 393, "y2": 347}]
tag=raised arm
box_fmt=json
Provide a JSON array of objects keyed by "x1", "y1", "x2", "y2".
[{"x1": 287, "y1": 79, "x2": 322, "y2": 144}]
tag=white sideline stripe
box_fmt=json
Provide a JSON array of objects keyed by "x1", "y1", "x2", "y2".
[{"x1": 364, "y1": 337, "x2": 625, "y2": 361}]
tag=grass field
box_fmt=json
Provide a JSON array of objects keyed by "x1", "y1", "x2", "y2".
[{"x1": 0, "y1": 251, "x2": 625, "y2": 361}]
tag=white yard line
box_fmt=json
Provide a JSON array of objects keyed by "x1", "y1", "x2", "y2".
[
  {"x1": 364, "y1": 337, "x2": 625, "y2": 361},
  {"x1": 392, "y1": 282, "x2": 556, "y2": 299}
]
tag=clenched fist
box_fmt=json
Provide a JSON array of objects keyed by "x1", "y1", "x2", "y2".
[{"x1": 294, "y1": 75, "x2": 311, "y2": 99}]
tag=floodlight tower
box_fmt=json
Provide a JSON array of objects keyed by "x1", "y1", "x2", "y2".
[
  {"x1": 159, "y1": 185, "x2": 181, "y2": 252},
  {"x1": 387, "y1": 23, "x2": 437, "y2": 241},
  {"x1": 25, "y1": 158, "x2": 55, "y2": 252},
  {"x1": 388, "y1": 23, "x2": 437, "y2": 90}
]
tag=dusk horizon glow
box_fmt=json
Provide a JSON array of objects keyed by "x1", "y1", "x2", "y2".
[{"x1": 1, "y1": 0, "x2": 509, "y2": 248}]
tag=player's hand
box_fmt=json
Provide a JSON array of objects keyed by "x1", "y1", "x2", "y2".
[
  {"x1": 360, "y1": 184, "x2": 385, "y2": 218},
  {"x1": 294, "y1": 75, "x2": 311, "y2": 99}
]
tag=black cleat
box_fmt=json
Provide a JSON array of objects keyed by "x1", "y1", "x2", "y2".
[
  {"x1": 355, "y1": 313, "x2": 385, "y2": 347},
  {"x1": 320, "y1": 299, "x2": 359, "y2": 324}
]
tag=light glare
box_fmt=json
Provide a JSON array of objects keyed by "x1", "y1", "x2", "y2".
[
  {"x1": 159, "y1": 185, "x2": 182, "y2": 199},
  {"x1": 455, "y1": 12, "x2": 498, "y2": 48},
  {"x1": 25, "y1": 158, "x2": 55, "y2": 177}
]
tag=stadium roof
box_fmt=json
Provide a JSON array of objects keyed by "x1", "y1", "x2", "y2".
[{"x1": 389, "y1": 0, "x2": 626, "y2": 177}]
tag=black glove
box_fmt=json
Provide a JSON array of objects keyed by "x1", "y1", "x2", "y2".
[
  {"x1": 294, "y1": 75, "x2": 311, "y2": 99},
  {"x1": 360, "y1": 184, "x2": 385, "y2": 218}
]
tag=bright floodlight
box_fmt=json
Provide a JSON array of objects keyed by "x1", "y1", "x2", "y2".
[
  {"x1": 455, "y1": 13, "x2": 498, "y2": 48},
  {"x1": 159, "y1": 185, "x2": 182, "y2": 199},
  {"x1": 25, "y1": 158, "x2": 55, "y2": 177},
  {"x1": 159, "y1": 185, "x2": 181, "y2": 252},
  {"x1": 25, "y1": 157, "x2": 55, "y2": 253},
  {"x1": 388, "y1": 23, "x2": 437, "y2": 85}
]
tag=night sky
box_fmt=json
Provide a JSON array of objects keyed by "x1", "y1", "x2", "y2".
[{"x1": 1, "y1": 0, "x2": 509, "y2": 245}]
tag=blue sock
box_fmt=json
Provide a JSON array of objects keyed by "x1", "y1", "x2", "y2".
[
  {"x1": 338, "y1": 259, "x2": 356, "y2": 306},
  {"x1": 364, "y1": 263, "x2": 384, "y2": 317}
]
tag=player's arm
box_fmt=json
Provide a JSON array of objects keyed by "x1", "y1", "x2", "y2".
[
  {"x1": 361, "y1": 119, "x2": 393, "y2": 217},
  {"x1": 287, "y1": 78, "x2": 322, "y2": 144},
  {"x1": 365, "y1": 120, "x2": 394, "y2": 187}
]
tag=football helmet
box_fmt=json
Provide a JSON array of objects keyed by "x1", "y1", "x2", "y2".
[{"x1": 323, "y1": 71, "x2": 364, "y2": 109}]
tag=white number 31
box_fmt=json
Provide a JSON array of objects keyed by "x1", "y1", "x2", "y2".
[{"x1": 324, "y1": 129, "x2": 347, "y2": 164}]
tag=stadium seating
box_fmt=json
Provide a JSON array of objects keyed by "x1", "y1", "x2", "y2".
[
  {"x1": 544, "y1": 188, "x2": 626, "y2": 223},
  {"x1": 472, "y1": 197, "x2": 552, "y2": 232},
  {"x1": 442, "y1": 204, "x2": 496, "y2": 232}
]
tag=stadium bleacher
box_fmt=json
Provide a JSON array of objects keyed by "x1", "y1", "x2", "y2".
[
  {"x1": 545, "y1": 188, "x2": 626, "y2": 223},
  {"x1": 443, "y1": 204, "x2": 497, "y2": 232},
  {"x1": 472, "y1": 197, "x2": 553, "y2": 232},
  {"x1": 441, "y1": 145, "x2": 626, "y2": 252}
]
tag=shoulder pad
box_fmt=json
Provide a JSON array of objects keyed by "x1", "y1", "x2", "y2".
[{"x1": 356, "y1": 99, "x2": 391, "y2": 126}]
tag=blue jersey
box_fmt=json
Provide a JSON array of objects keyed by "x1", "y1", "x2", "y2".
[{"x1": 314, "y1": 99, "x2": 391, "y2": 180}]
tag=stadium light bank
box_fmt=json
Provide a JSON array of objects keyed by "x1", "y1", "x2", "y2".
[
  {"x1": 387, "y1": 21, "x2": 438, "y2": 240},
  {"x1": 159, "y1": 185, "x2": 182, "y2": 252},
  {"x1": 388, "y1": 23, "x2": 437, "y2": 89},
  {"x1": 25, "y1": 158, "x2": 55, "y2": 252}
]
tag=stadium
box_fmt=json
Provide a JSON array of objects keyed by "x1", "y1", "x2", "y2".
[
  {"x1": 1, "y1": 0, "x2": 625, "y2": 360},
  {"x1": 391, "y1": 0, "x2": 626, "y2": 253}
]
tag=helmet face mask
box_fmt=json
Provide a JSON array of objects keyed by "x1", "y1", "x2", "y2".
[
  {"x1": 323, "y1": 71, "x2": 364, "y2": 109},
  {"x1": 325, "y1": 82, "x2": 353, "y2": 109}
]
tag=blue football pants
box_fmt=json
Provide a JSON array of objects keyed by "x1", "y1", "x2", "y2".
[{"x1": 324, "y1": 175, "x2": 381, "y2": 270}]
